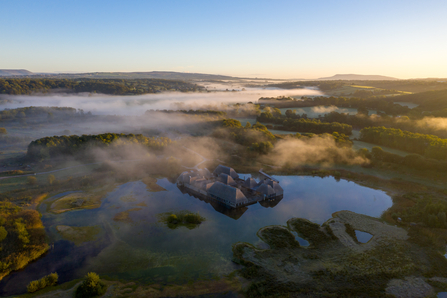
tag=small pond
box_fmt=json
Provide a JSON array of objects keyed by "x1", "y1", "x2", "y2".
[{"x1": 0, "y1": 175, "x2": 392, "y2": 296}]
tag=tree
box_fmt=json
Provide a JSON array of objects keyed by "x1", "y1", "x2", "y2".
[
  {"x1": 245, "y1": 122, "x2": 251, "y2": 128},
  {"x1": 371, "y1": 146, "x2": 384, "y2": 160},
  {"x1": 0, "y1": 127, "x2": 7, "y2": 135},
  {"x1": 14, "y1": 220, "x2": 29, "y2": 245},
  {"x1": 47, "y1": 174, "x2": 56, "y2": 185},
  {"x1": 0, "y1": 226, "x2": 7, "y2": 242},
  {"x1": 75, "y1": 272, "x2": 107, "y2": 298},
  {"x1": 357, "y1": 106, "x2": 369, "y2": 116},
  {"x1": 27, "y1": 176, "x2": 37, "y2": 185}
]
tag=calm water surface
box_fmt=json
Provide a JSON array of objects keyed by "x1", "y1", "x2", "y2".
[
  {"x1": 355, "y1": 230, "x2": 373, "y2": 243},
  {"x1": 0, "y1": 175, "x2": 392, "y2": 296}
]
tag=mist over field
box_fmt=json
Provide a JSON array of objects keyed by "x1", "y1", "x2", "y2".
[{"x1": 0, "y1": 87, "x2": 322, "y2": 116}]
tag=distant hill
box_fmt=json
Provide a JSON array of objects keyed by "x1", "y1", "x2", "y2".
[
  {"x1": 29, "y1": 71, "x2": 241, "y2": 81},
  {"x1": 318, "y1": 74, "x2": 398, "y2": 81},
  {"x1": 0, "y1": 69, "x2": 34, "y2": 76}
]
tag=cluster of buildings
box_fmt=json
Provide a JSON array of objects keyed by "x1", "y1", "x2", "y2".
[{"x1": 177, "y1": 165, "x2": 284, "y2": 212}]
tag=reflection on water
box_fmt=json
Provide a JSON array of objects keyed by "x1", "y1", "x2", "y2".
[
  {"x1": 0, "y1": 175, "x2": 392, "y2": 296},
  {"x1": 355, "y1": 230, "x2": 373, "y2": 243},
  {"x1": 290, "y1": 231, "x2": 310, "y2": 247}
]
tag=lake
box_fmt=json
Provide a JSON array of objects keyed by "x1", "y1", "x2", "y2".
[{"x1": 0, "y1": 175, "x2": 392, "y2": 296}]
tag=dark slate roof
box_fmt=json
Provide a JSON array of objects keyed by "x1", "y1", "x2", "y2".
[
  {"x1": 265, "y1": 180, "x2": 284, "y2": 196},
  {"x1": 256, "y1": 183, "x2": 276, "y2": 196},
  {"x1": 217, "y1": 173, "x2": 236, "y2": 186},
  {"x1": 213, "y1": 165, "x2": 239, "y2": 179},
  {"x1": 244, "y1": 177, "x2": 258, "y2": 189},
  {"x1": 208, "y1": 182, "x2": 247, "y2": 206}
]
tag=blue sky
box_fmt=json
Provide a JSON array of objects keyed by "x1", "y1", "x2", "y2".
[{"x1": 1, "y1": 0, "x2": 446, "y2": 79}]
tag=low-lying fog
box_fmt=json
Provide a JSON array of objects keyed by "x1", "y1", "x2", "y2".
[{"x1": 0, "y1": 87, "x2": 322, "y2": 116}]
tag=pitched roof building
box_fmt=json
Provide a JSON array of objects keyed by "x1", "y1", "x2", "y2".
[
  {"x1": 208, "y1": 182, "x2": 248, "y2": 207},
  {"x1": 217, "y1": 173, "x2": 237, "y2": 186},
  {"x1": 177, "y1": 165, "x2": 283, "y2": 210},
  {"x1": 213, "y1": 165, "x2": 239, "y2": 179}
]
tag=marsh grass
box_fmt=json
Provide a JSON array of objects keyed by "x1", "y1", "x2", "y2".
[
  {"x1": 56, "y1": 225, "x2": 102, "y2": 246},
  {"x1": 158, "y1": 210, "x2": 205, "y2": 230}
]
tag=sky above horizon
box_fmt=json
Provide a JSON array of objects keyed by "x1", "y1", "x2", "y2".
[{"x1": 1, "y1": 0, "x2": 447, "y2": 79}]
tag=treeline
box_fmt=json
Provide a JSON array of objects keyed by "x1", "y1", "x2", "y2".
[
  {"x1": 0, "y1": 78, "x2": 203, "y2": 95},
  {"x1": 390, "y1": 193, "x2": 447, "y2": 229},
  {"x1": 392, "y1": 89, "x2": 447, "y2": 112},
  {"x1": 170, "y1": 102, "x2": 261, "y2": 118},
  {"x1": 257, "y1": 110, "x2": 352, "y2": 135},
  {"x1": 366, "y1": 146, "x2": 447, "y2": 173},
  {"x1": 216, "y1": 119, "x2": 352, "y2": 155},
  {"x1": 146, "y1": 109, "x2": 226, "y2": 117},
  {"x1": 0, "y1": 106, "x2": 90, "y2": 122},
  {"x1": 266, "y1": 81, "x2": 345, "y2": 91},
  {"x1": 360, "y1": 127, "x2": 447, "y2": 160},
  {"x1": 267, "y1": 79, "x2": 447, "y2": 93},
  {"x1": 349, "y1": 88, "x2": 400, "y2": 98},
  {"x1": 214, "y1": 119, "x2": 275, "y2": 154},
  {"x1": 310, "y1": 96, "x2": 411, "y2": 116},
  {"x1": 259, "y1": 96, "x2": 294, "y2": 101},
  {"x1": 323, "y1": 111, "x2": 447, "y2": 138},
  {"x1": 27, "y1": 133, "x2": 173, "y2": 160},
  {"x1": 278, "y1": 118, "x2": 352, "y2": 135}
]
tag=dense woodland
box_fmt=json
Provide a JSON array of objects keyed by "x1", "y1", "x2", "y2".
[
  {"x1": 392, "y1": 89, "x2": 447, "y2": 112},
  {"x1": 309, "y1": 96, "x2": 411, "y2": 115},
  {"x1": 259, "y1": 96, "x2": 294, "y2": 101},
  {"x1": 266, "y1": 81, "x2": 346, "y2": 91},
  {"x1": 266, "y1": 80, "x2": 447, "y2": 93},
  {"x1": 27, "y1": 133, "x2": 173, "y2": 161},
  {"x1": 0, "y1": 106, "x2": 89, "y2": 122},
  {"x1": 257, "y1": 109, "x2": 352, "y2": 135},
  {"x1": 216, "y1": 119, "x2": 353, "y2": 154},
  {"x1": 215, "y1": 119, "x2": 275, "y2": 154},
  {"x1": 367, "y1": 146, "x2": 447, "y2": 173},
  {"x1": 360, "y1": 127, "x2": 447, "y2": 160},
  {"x1": 0, "y1": 78, "x2": 203, "y2": 95},
  {"x1": 323, "y1": 112, "x2": 447, "y2": 138}
]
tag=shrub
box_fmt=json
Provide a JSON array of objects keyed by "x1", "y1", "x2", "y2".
[
  {"x1": 26, "y1": 273, "x2": 58, "y2": 293},
  {"x1": 27, "y1": 280, "x2": 40, "y2": 293},
  {"x1": 48, "y1": 174, "x2": 56, "y2": 185},
  {"x1": 46, "y1": 272, "x2": 58, "y2": 286},
  {"x1": 27, "y1": 176, "x2": 37, "y2": 185},
  {"x1": 38, "y1": 278, "x2": 47, "y2": 289},
  {"x1": 75, "y1": 272, "x2": 107, "y2": 298},
  {"x1": 167, "y1": 214, "x2": 178, "y2": 223}
]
